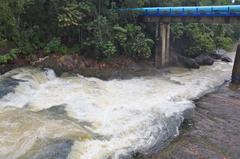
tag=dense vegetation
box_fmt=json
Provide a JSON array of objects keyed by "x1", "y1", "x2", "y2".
[{"x1": 0, "y1": 0, "x2": 240, "y2": 64}]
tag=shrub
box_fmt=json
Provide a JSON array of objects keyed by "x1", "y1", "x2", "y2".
[
  {"x1": 17, "y1": 31, "x2": 43, "y2": 55},
  {"x1": 44, "y1": 37, "x2": 67, "y2": 54},
  {"x1": 215, "y1": 36, "x2": 233, "y2": 50},
  {"x1": 0, "y1": 49, "x2": 18, "y2": 64},
  {"x1": 114, "y1": 24, "x2": 154, "y2": 59},
  {"x1": 185, "y1": 33, "x2": 215, "y2": 57},
  {"x1": 102, "y1": 41, "x2": 117, "y2": 58},
  {"x1": 86, "y1": 16, "x2": 117, "y2": 59},
  {"x1": 0, "y1": 39, "x2": 8, "y2": 48}
]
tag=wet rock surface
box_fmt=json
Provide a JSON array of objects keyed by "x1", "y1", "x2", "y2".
[
  {"x1": 177, "y1": 55, "x2": 200, "y2": 69},
  {"x1": 20, "y1": 139, "x2": 74, "y2": 159},
  {"x1": 221, "y1": 55, "x2": 233, "y2": 63},
  {"x1": 149, "y1": 84, "x2": 240, "y2": 159},
  {"x1": 195, "y1": 54, "x2": 214, "y2": 65},
  {"x1": 0, "y1": 78, "x2": 25, "y2": 98}
]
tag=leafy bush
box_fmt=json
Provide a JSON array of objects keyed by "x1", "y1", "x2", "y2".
[
  {"x1": 58, "y1": 2, "x2": 91, "y2": 28},
  {"x1": 129, "y1": 31, "x2": 154, "y2": 58},
  {"x1": 185, "y1": 33, "x2": 215, "y2": 57},
  {"x1": 114, "y1": 24, "x2": 154, "y2": 59},
  {"x1": 44, "y1": 38, "x2": 67, "y2": 54},
  {"x1": 0, "y1": 0, "x2": 238, "y2": 63},
  {"x1": 0, "y1": 39, "x2": 8, "y2": 48},
  {"x1": 0, "y1": 49, "x2": 18, "y2": 64},
  {"x1": 171, "y1": 23, "x2": 216, "y2": 57},
  {"x1": 171, "y1": 23, "x2": 185, "y2": 42},
  {"x1": 215, "y1": 36, "x2": 233, "y2": 50},
  {"x1": 102, "y1": 41, "x2": 117, "y2": 58},
  {"x1": 86, "y1": 16, "x2": 117, "y2": 58},
  {"x1": 16, "y1": 31, "x2": 44, "y2": 55}
]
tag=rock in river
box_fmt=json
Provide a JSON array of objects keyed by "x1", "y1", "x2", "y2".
[
  {"x1": 221, "y1": 55, "x2": 233, "y2": 63},
  {"x1": 177, "y1": 55, "x2": 200, "y2": 69},
  {"x1": 195, "y1": 54, "x2": 214, "y2": 65}
]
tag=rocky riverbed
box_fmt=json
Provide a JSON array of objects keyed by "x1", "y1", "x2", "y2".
[{"x1": 148, "y1": 83, "x2": 240, "y2": 159}]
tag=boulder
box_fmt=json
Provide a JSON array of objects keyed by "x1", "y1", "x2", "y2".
[
  {"x1": 210, "y1": 49, "x2": 226, "y2": 59},
  {"x1": 210, "y1": 53, "x2": 223, "y2": 60},
  {"x1": 178, "y1": 55, "x2": 200, "y2": 69},
  {"x1": 195, "y1": 54, "x2": 214, "y2": 65},
  {"x1": 216, "y1": 49, "x2": 227, "y2": 56},
  {"x1": 221, "y1": 55, "x2": 232, "y2": 63}
]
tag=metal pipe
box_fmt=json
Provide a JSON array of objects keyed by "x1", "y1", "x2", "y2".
[{"x1": 116, "y1": 5, "x2": 240, "y2": 17}]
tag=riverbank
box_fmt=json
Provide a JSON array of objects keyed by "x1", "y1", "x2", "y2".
[
  {"x1": 148, "y1": 83, "x2": 240, "y2": 159},
  {"x1": 0, "y1": 49, "x2": 233, "y2": 80},
  {"x1": 0, "y1": 54, "x2": 160, "y2": 80}
]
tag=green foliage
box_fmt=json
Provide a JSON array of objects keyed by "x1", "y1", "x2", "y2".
[
  {"x1": 232, "y1": 25, "x2": 240, "y2": 40},
  {"x1": 84, "y1": 16, "x2": 117, "y2": 58},
  {"x1": 171, "y1": 23, "x2": 235, "y2": 57},
  {"x1": 0, "y1": 39, "x2": 8, "y2": 48},
  {"x1": 184, "y1": 24, "x2": 215, "y2": 56},
  {"x1": 44, "y1": 38, "x2": 67, "y2": 54},
  {"x1": 17, "y1": 31, "x2": 44, "y2": 55},
  {"x1": 185, "y1": 33, "x2": 215, "y2": 56},
  {"x1": 58, "y1": 2, "x2": 91, "y2": 28},
  {"x1": 102, "y1": 41, "x2": 117, "y2": 58},
  {"x1": 0, "y1": 49, "x2": 18, "y2": 64},
  {"x1": 215, "y1": 36, "x2": 233, "y2": 50},
  {"x1": 114, "y1": 24, "x2": 154, "y2": 59},
  {"x1": 0, "y1": 0, "x2": 239, "y2": 63},
  {"x1": 0, "y1": 0, "x2": 33, "y2": 41},
  {"x1": 171, "y1": 23, "x2": 185, "y2": 42}
]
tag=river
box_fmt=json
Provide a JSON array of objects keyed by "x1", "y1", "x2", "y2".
[{"x1": 0, "y1": 53, "x2": 234, "y2": 159}]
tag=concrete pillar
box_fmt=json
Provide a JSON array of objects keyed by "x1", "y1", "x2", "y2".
[
  {"x1": 232, "y1": 44, "x2": 240, "y2": 84},
  {"x1": 165, "y1": 24, "x2": 171, "y2": 65},
  {"x1": 155, "y1": 22, "x2": 161, "y2": 67},
  {"x1": 160, "y1": 23, "x2": 167, "y2": 66},
  {"x1": 155, "y1": 23, "x2": 171, "y2": 67}
]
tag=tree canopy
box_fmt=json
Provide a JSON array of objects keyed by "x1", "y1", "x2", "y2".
[{"x1": 0, "y1": 0, "x2": 239, "y2": 64}]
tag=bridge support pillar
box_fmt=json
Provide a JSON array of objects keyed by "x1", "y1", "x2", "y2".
[
  {"x1": 155, "y1": 22, "x2": 170, "y2": 67},
  {"x1": 232, "y1": 44, "x2": 240, "y2": 84}
]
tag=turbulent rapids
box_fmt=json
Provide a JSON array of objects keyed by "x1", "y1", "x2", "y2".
[{"x1": 0, "y1": 57, "x2": 234, "y2": 159}]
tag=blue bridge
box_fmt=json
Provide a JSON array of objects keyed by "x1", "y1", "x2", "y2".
[
  {"x1": 118, "y1": 5, "x2": 240, "y2": 68},
  {"x1": 119, "y1": 5, "x2": 240, "y2": 17}
]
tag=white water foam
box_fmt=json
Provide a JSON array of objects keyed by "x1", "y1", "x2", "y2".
[{"x1": 0, "y1": 57, "x2": 234, "y2": 159}]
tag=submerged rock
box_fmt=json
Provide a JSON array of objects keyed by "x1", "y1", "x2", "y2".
[
  {"x1": 20, "y1": 139, "x2": 74, "y2": 159},
  {"x1": 0, "y1": 108, "x2": 90, "y2": 159},
  {"x1": 195, "y1": 54, "x2": 214, "y2": 65},
  {"x1": 0, "y1": 77, "x2": 26, "y2": 98}
]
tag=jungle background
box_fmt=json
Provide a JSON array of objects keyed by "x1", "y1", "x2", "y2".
[{"x1": 0, "y1": 0, "x2": 240, "y2": 64}]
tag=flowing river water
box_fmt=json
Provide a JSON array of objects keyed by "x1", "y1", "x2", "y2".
[{"x1": 0, "y1": 53, "x2": 235, "y2": 159}]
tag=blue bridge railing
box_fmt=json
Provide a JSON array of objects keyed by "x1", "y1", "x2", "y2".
[{"x1": 117, "y1": 5, "x2": 240, "y2": 17}]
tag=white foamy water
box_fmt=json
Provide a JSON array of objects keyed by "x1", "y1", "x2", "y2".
[{"x1": 0, "y1": 55, "x2": 234, "y2": 159}]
